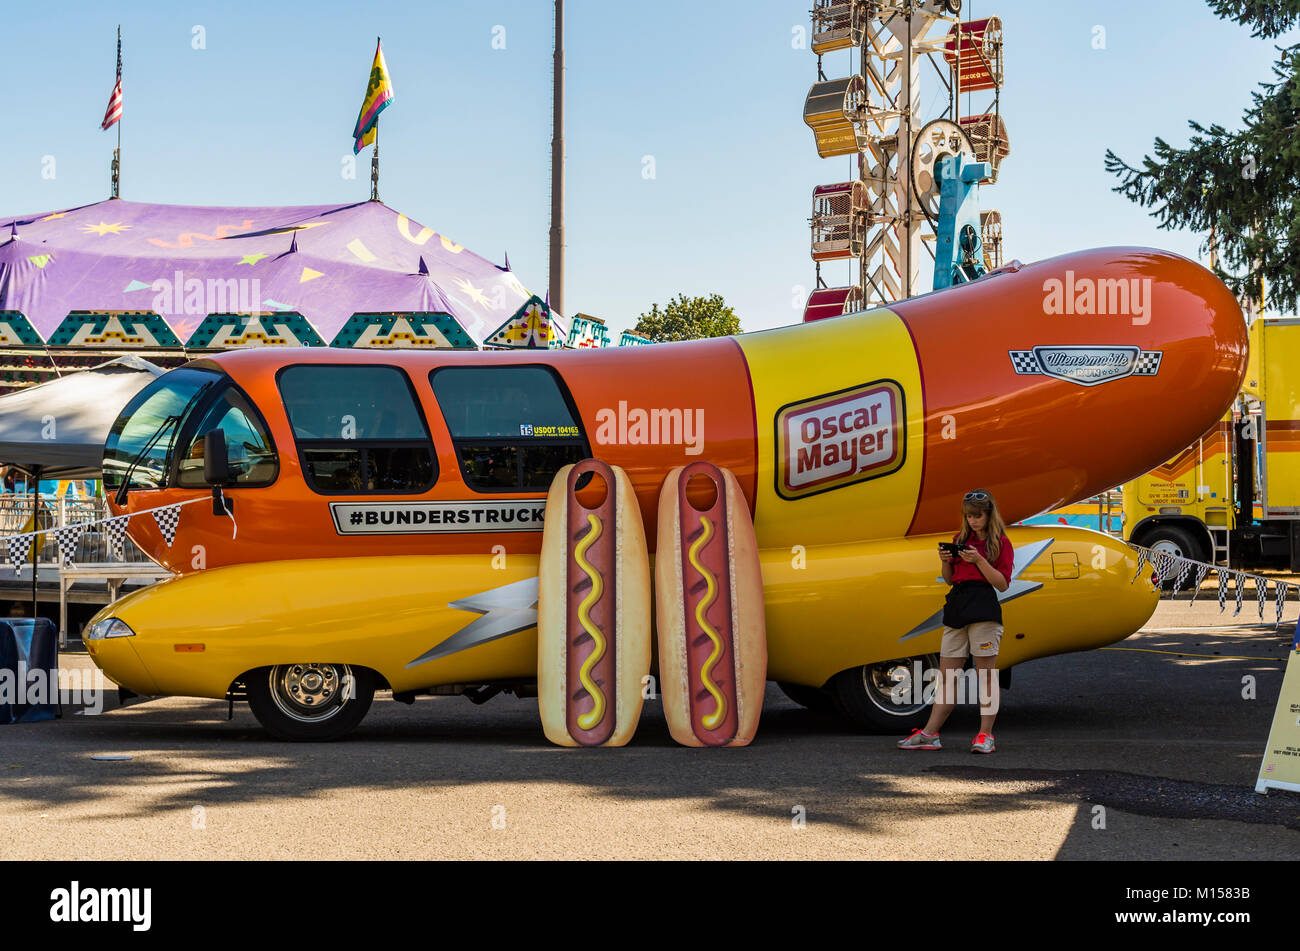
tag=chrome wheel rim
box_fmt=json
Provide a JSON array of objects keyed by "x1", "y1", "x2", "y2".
[
  {"x1": 1150, "y1": 540, "x2": 1184, "y2": 578},
  {"x1": 268, "y1": 664, "x2": 351, "y2": 723},
  {"x1": 862, "y1": 655, "x2": 936, "y2": 717}
]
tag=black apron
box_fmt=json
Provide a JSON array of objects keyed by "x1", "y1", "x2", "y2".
[{"x1": 942, "y1": 579, "x2": 1002, "y2": 629}]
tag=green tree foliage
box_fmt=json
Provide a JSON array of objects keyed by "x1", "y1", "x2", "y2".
[
  {"x1": 1104, "y1": 1, "x2": 1299, "y2": 311},
  {"x1": 632, "y1": 294, "x2": 742, "y2": 342}
]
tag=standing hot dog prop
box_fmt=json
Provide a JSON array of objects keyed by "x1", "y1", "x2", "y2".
[
  {"x1": 656, "y1": 463, "x2": 767, "y2": 748},
  {"x1": 538, "y1": 459, "x2": 652, "y2": 747}
]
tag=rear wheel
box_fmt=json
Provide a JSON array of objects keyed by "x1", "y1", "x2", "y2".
[
  {"x1": 829, "y1": 654, "x2": 939, "y2": 733},
  {"x1": 246, "y1": 663, "x2": 374, "y2": 741}
]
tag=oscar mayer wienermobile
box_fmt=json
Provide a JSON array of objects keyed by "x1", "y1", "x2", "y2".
[{"x1": 83, "y1": 247, "x2": 1248, "y2": 742}]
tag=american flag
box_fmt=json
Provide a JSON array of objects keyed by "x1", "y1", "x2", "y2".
[{"x1": 101, "y1": 27, "x2": 122, "y2": 131}]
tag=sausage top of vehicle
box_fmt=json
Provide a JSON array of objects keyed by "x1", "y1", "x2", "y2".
[{"x1": 104, "y1": 247, "x2": 1248, "y2": 573}]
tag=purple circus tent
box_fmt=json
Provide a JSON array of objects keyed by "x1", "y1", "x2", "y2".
[{"x1": 0, "y1": 199, "x2": 548, "y2": 348}]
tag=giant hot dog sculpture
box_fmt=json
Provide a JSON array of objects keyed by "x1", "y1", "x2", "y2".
[
  {"x1": 538, "y1": 460, "x2": 652, "y2": 747},
  {"x1": 655, "y1": 463, "x2": 766, "y2": 748}
]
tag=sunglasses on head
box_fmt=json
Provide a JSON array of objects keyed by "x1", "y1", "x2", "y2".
[{"x1": 964, "y1": 491, "x2": 990, "y2": 502}]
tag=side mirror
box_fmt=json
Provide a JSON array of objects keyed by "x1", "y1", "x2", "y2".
[{"x1": 203, "y1": 430, "x2": 230, "y2": 486}]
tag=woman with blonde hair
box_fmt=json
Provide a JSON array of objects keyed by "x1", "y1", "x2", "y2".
[{"x1": 898, "y1": 489, "x2": 1013, "y2": 753}]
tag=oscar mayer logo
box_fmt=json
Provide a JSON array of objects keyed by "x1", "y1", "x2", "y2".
[{"x1": 775, "y1": 380, "x2": 905, "y2": 500}]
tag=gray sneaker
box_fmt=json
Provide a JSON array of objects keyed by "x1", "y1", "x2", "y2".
[
  {"x1": 971, "y1": 732, "x2": 996, "y2": 754},
  {"x1": 897, "y1": 729, "x2": 942, "y2": 750}
]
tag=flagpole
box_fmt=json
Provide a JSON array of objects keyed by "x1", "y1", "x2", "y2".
[
  {"x1": 111, "y1": 25, "x2": 121, "y2": 198},
  {"x1": 371, "y1": 119, "x2": 380, "y2": 202},
  {"x1": 370, "y1": 35, "x2": 381, "y2": 202}
]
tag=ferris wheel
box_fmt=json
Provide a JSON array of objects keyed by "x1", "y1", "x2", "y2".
[{"x1": 801, "y1": 0, "x2": 1010, "y2": 321}]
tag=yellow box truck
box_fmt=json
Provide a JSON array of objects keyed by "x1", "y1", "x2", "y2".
[{"x1": 1123, "y1": 318, "x2": 1300, "y2": 569}]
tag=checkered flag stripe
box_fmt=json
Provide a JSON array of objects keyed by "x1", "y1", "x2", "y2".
[
  {"x1": 104, "y1": 515, "x2": 130, "y2": 560},
  {"x1": 1188, "y1": 564, "x2": 1209, "y2": 605},
  {"x1": 152, "y1": 504, "x2": 182, "y2": 547},
  {"x1": 1009, "y1": 351, "x2": 1040, "y2": 374},
  {"x1": 1257, "y1": 577, "x2": 1269, "y2": 619},
  {"x1": 1276, "y1": 582, "x2": 1290, "y2": 625},
  {"x1": 1133, "y1": 351, "x2": 1163, "y2": 375},
  {"x1": 1217, "y1": 571, "x2": 1229, "y2": 612},
  {"x1": 1233, "y1": 572, "x2": 1246, "y2": 616},
  {"x1": 6, "y1": 534, "x2": 31, "y2": 576},
  {"x1": 54, "y1": 524, "x2": 83, "y2": 567}
]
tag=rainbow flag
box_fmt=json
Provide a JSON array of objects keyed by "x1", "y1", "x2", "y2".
[{"x1": 352, "y1": 38, "x2": 394, "y2": 154}]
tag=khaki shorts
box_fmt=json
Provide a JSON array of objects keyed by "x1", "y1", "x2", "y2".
[{"x1": 941, "y1": 621, "x2": 1003, "y2": 658}]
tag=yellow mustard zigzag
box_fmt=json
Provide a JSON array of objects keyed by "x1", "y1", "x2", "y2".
[
  {"x1": 573, "y1": 514, "x2": 608, "y2": 731},
  {"x1": 686, "y1": 516, "x2": 728, "y2": 731}
]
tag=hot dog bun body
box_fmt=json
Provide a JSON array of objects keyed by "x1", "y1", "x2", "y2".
[
  {"x1": 538, "y1": 459, "x2": 651, "y2": 747},
  {"x1": 656, "y1": 462, "x2": 767, "y2": 747}
]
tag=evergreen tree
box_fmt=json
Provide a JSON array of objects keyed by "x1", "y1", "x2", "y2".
[{"x1": 1104, "y1": 1, "x2": 1299, "y2": 312}]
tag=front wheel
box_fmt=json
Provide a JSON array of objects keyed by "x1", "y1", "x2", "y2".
[
  {"x1": 246, "y1": 663, "x2": 374, "y2": 741},
  {"x1": 828, "y1": 654, "x2": 939, "y2": 733}
]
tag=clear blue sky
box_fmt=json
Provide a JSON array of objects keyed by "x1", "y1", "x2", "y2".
[{"x1": 1, "y1": 0, "x2": 1294, "y2": 333}]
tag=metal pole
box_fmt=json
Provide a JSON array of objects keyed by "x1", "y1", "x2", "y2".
[
  {"x1": 29, "y1": 467, "x2": 39, "y2": 623},
  {"x1": 549, "y1": 0, "x2": 565, "y2": 317},
  {"x1": 112, "y1": 26, "x2": 121, "y2": 198},
  {"x1": 902, "y1": 13, "x2": 914, "y2": 299},
  {"x1": 371, "y1": 119, "x2": 380, "y2": 202}
]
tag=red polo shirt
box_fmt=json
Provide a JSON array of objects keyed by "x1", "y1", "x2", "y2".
[{"x1": 951, "y1": 533, "x2": 1014, "y2": 585}]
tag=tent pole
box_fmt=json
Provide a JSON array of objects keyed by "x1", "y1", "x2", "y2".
[{"x1": 29, "y1": 466, "x2": 40, "y2": 624}]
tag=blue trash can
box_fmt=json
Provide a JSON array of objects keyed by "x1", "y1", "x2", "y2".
[{"x1": 0, "y1": 618, "x2": 59, "y2": 724}]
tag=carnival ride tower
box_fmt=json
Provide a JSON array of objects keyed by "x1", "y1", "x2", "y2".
[{"x1": 802, "y1": 0, "x2": 1009, "y2": 320}]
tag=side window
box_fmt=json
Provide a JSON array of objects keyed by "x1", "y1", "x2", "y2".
[
  {"x1": 177, "y1": 387, "x2": 279, "y2": 488},
  {"x1": 277, "y1": 366, "x2": 436, "y2": 495},
  {"x1": 430, "y1": 366, "x2": 588, "y2": 492}
]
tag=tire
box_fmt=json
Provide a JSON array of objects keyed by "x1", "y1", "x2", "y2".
[
  {"x1": 1139, "y1": 525, "x2": 1203, "y2": 587},
  {"x1": 246, "y1": 663, "x2": 374, "y2": 742},
  {"x1": 828, "y1": 654, "x2": 940, "y2": 733},
  {"x1": 777, "y1": 681, "x2": 837, "y2": 714}
]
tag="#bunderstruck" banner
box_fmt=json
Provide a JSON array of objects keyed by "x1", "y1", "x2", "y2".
[{"x1": 329, "y1": 501, "x2": 548, "y2": 535}]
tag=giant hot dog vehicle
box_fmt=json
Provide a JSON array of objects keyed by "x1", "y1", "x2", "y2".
[{"x1": 84, "y1": 247, "x2": 1248, "y2": 743}]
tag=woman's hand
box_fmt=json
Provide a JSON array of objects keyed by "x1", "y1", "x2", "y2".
[{"x1": 958, "y1": 549, "x2": 982, "y2": 564}]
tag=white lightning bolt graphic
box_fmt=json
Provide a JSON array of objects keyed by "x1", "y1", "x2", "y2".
[{"x1": 406, "y1": 576, "x2": 539, "y2": 669}]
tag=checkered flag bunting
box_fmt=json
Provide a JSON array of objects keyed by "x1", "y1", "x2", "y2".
[
  {"x1": 152, "y1": 504, "x2": 182, "y2": 547},
  {"x1": 53, "y1": 524, "x2": 83, "y2": 567},
  {"x1": 103, "y1": 515, "x2": 130, "y2": 560},
  {"x1": 1276, "y1": 583, "x2": 1290, "y2": 625},
  {"x1": 1130, "y1": 547, "x2": 1149, "y2": 584},
  {"x1": 1188, "y1": 564, "x2": 1210, "y2": 605},
  {"x1": 1257, "y1": 576, "x2": 1269, "y2": 620},
  {"x1": 6, "y1": 534, "x2": 32, "y2": 576},
  {"x1": 1171, "y1": 558, "x2": 1192, "y2": 593},
  {"x1": 1233, "y1": 572, "x2": 1246, "y2": 616},
  {"x1": 1217, "y1": 570, "x2": 1229, "y2": 612}
]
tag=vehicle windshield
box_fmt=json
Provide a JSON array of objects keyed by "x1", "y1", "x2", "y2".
[{"x1": 103, "y1": 368, "x2": 223, "y2": 492}]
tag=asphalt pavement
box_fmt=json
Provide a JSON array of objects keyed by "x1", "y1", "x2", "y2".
[{"x1": 2, "y1": 599, "x2": 1298, "y2": 860}]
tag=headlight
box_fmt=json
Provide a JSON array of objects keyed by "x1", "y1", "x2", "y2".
[{"x1": 86, "y1": 618, "x2": 136, "y2": 640}]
